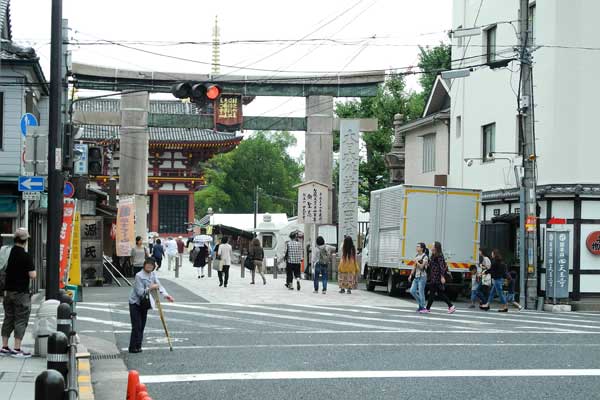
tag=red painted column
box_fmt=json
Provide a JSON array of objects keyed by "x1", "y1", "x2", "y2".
[
  {"x1": 188, "y1": 192, "x2": 195, "y2": 226},
  {"x1": 151, "y1": 191, "x2": 159, "y2": 232}
]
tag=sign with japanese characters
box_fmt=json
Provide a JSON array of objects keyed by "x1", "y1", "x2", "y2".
[
  {"x1": 67, "y1": 212, "x2": 81, "y2": 286},
  {"x1": 81, "y1": 216, "x2": 104, "y2": 283},
  {"x1": 297, "y1": 181, "x2": 329, "y2": 225},
  {"x1": 545, "y1": 230, "x2": 570, "y2": 300},
  {"x1": 338, "y1": 119, "x2": 360, "y2": 249},
  {"x1": 586, "y1": 231, "x2": 600, "y2": 255},
  {"x1": 116, "y1": 196, "x2": 136, "y2": 257},
  {"x1": 59, "y1": 200, "x2": 76, "y2": 289},
  {"x1": 215, "y1": 94, "x2": 243, "y2": 132}
]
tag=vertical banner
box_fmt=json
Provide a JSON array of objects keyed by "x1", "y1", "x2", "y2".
[
  {"x1": 59, "y1": 200, "x2": 76, "y2": 289},
  {"x1": 116, "y1": 196, "x2": 136, "y2": 257},
  {"x1": 215, "y1": 94, "x2": 243, "y2": 132},
  {"x1": 68, "y1": 211, "x2": 81, "y2": 286},
  {"x1": 545, "y1": 230, "x2": 570, "y2": 301},
  {"x1": 297, "y1": 181, "x2": 329, "y2": 225},
  {"x1": 338, "y1": 119, "x2": 360, "y2": 250}
]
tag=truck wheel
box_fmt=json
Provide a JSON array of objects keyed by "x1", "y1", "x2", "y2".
[
  {"x1": 366, "y1": 281, "x2": 376, "y2": 291},
  {"x1": 387, "y1": 273, "x2": 398, "y2": 296}
]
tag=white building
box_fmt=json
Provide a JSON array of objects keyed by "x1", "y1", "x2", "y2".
[{"x1": 449, "y1": 0, "x2": 600, "y2": 299}]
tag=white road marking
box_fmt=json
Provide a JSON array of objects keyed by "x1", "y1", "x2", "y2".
[
  {"x1": 77, "y1": 316, "x2": 131, "y2": 328},
  {"x1": 141, "y1": 369, "x2": 600, "y2": 383},
  {"x1": 127, "y1": 342, "x2": 600, "y2": 352}
]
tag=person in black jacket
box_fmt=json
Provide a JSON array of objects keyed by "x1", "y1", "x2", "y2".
[{"x1": 480, "y1": 249, "x2": 508, "y2": 312}]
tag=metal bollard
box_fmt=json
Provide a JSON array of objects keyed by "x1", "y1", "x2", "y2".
[
  {"x1": 47, "y1": 332, "x2": 69, "y2": 381},
  {"x1": 175, "y1": 257, "x2": 180, "y2": 278},
  {"x1": 207, "y1": 257, "x2": 212, "y2": 278},
  {"x1": 241, "y1": 256, "x2": 245, "y2": 278},
  {"x1": 273, "y1": 256, "x2": 278, "y2": 279},
  {"x1": 35, "y1": 370, "x2": 65, "y2": 400}
]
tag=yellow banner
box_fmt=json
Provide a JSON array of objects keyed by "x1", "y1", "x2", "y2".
[{"x1": 68, "y1": 212, "x2": 81, "y2": 286}]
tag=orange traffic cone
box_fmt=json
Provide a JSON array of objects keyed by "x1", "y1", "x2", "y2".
[
  {"x1": 136, "y1": 383, "x2": 147, "y2": 394},
  {"x1": 126, "y1": 370, "x2": 140, "y2": 400},
  {"x1": 137, "y1": 391, "x2": 149, "y2": 400}
]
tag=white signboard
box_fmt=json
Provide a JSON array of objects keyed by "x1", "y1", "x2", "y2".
[
  {"x1": 338, "y1": 119, "x2": 360, "y2": 248},
  {"x1": 22, "y1": 191, "x2": 41, "y2": 201},
  {"x1": 74, "y1": 143, "x2": 89, "y2": 175},
  {"x1": 297, "y1": 181, "x2": 329, "y2": 224}
]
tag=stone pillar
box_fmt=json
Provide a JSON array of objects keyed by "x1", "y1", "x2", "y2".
[
  {"x1": 304, "y1": 95, "x2": 333, "y2": 265},
  {"x1": 120, "y1": 92, "x2": 149, "y2": 240},
  {"x1": 385, "y1": 113, "x2": 406, "y2": 185}
]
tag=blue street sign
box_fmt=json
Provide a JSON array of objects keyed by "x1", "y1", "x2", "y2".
[
  {"x1": 18, "y1": 176, "x2": 45, "y2": 192},
  {"x1": 20, "y1": 113, "x2": 38, "y2": 137},
  {"x1": 64, "y1": 182, "x2": 75, "y2": 198}
]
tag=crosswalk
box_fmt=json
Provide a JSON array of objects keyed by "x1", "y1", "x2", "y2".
[{"x1": 75, "y1": 301, "x2": 600, "y2": 338}]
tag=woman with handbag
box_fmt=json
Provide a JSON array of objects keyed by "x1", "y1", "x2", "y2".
[
  {"x1": 424, "y1": 241, "x2": 456, "y2": 314},
  {"x1": 128, "y1": 258, "x2": 174, "y2": 353},
  {"x1": 193, "y1": 242, "x2": 209, "y2": 279},
  {"x1": 248, "y1": 238, "x2": 266, "y2": 285},
  {"x1": 338, "y1": 236, "x2": 360, "y2": 294}
]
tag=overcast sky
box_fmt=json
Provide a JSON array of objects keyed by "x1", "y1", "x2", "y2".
[{"x1": 10, "y1": 0, "x2": 452, "y2": 158}]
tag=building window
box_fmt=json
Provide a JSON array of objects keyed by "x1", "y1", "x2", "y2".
[
  {"x1": 528, "y1": 3, "x2": 536, "y2": 47},
  {"x1": 456, "y1": 25, "x2": 463, "y2": 48},
  {"x1": 485, "y1": 25, "x2": 497, "y2": 63},
  {"x1": 483, "y1": 123, "x2": 496, "y2": 162},
  {"x1": 158, "y1": 194, "x2": 189, "y2": 233},
  {"x1": 456, "y1": 116, "x2": 462, "y2": 138},
  {"x1": 422, "y1": 133, "x2": 436, "y2": 173}
]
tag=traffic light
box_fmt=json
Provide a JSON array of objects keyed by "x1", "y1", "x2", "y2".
[
  {"x1": 171, "y1": 82, "x2": 222, "y2": 106},
  {"x1": 88, "y1": 146, "x2": 103, "y2": 176}
]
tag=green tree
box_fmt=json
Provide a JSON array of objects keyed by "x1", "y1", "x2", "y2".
[
  {"x1": 417, "y1": 43, "x2": 452, "y2": 103},
  {"x1": 196, "y1": 131, "x2": 302, "y2": 217}
]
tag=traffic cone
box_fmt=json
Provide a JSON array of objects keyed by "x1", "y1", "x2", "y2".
[
  {"x1": 136, "y1": 383, "x2": 147, "y2": 394},
  {"x1": 126, "y1": 370, "x2": 140, "y2": 400},
  {"x1": 137, "y1": 391, "x2": 149, "y2": 400}
]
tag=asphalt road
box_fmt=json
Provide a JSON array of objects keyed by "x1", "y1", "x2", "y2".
[{"x1": 77, "y1": 269, "x2": 600, "y2": 400}]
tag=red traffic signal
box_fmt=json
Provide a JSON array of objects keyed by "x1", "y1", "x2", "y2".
[
  {"x1": 172, "y1": 82, "x2": 222, "y2": 102},
  {"x1": 206, "y1": 84, "x2": 221, "y2": 100}
]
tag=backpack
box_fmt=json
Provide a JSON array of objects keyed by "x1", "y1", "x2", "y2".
[
  {"x1": 318, "y1": 246, "x2": 329, "y2": 265},
  {"x1": 0, "y1": 245, "x2": 12, "y2": 272}
]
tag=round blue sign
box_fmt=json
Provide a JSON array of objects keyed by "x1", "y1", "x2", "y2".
[
  {"x1": 64, "y1": 182, "x2": 75, "y2": 198},
  {"x1": 20, "y1": 113, "x2": 38, "y2": 137}
]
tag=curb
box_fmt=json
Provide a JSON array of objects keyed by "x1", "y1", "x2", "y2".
[{"x1": 77, "y1": 352, "x2": 95, "y2": 400}]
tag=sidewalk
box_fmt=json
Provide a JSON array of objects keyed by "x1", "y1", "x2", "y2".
[
  {"x1": 0, "y1": 293, "x2": 46, "y2": 400},
  {"x1": 157, "y1": 257, "x2": 415, "y2": 307}
]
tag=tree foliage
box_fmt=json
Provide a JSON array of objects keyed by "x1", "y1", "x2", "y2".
[
  {"x1": 334, "y1": 43, "x2": 451, "y2": 211},
  {"x1": 195, "y1": 131, "x2": 303, "y2": 217}
]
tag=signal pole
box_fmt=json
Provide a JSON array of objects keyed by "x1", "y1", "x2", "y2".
[
  {"x1": 518, "y1": 0, "x2": 538, "y2": 309},
  {"x1": 46, "y1": 0, "x2": 64, "y2": 300}
]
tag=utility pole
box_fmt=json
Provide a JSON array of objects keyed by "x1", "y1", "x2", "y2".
[
  {"x1": 518, "y1": 0, "x2": 538, "y2": 309},
  {"x1": 46, "y1": 0, "x2": 64, "y2": 300}
]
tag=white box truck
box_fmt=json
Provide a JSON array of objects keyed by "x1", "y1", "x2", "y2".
[{"x1": 365, "y1": 185, "x2": 481, "y2": 299}]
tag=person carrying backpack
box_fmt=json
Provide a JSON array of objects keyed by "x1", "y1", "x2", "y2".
[
  {"x1": 151, "y1": 238, "x2": 165, "y2": 270},
  {"x1": 312, "y1": 236, "x2": 335, "y2": 294}
]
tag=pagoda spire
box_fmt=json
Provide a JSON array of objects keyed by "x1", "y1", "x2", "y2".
[{"x1": 212, "y1": 15, "x2": 220, "y2": 75}]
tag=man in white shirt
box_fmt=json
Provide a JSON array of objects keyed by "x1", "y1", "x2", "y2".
[
  {"x1": 165, "y1": 237, "x2": 178, "y2": 271},
  {"x1": 217, "y1": 236, "x2": 233, "y2": 287}
]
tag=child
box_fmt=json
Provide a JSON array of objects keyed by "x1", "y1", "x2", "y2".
[
  {"x1": 468, "y1": 265, "x2": 483, "y2": 308},
  {"x1": 506, "y1": 271, "x2": 523, "y2": 310}
]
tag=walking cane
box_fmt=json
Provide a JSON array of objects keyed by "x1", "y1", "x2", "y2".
[{"x1": 150, "y1": 289, "x2": 173, "y2": 351}]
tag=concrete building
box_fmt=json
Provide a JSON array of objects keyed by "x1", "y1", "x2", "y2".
[{"x1": 449, "y1": 0, "x2": 600, "y2": 299}]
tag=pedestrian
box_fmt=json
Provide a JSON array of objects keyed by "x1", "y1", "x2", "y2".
[
  {"x1": 165, "y1": 237, "x2": 178, "y2": 271},
  {"x1": 212, "y1": 239, "x2": 222, "y2": 275},
  {"x1": 284, "y1": 232, "x2": 303, "y2": 291},
  {"x1": 193, "y1": 242, "x2": 209, "y2": 279},
  {"x1": 468, "y1": 265, "x2": 486, "y2": 307},
  {"x1": 128, "y1": 258, "x2": 174, "y2": 353},
  {"x1": 312, "y1": 236, "x2": 335, "y2": 294},
  {"x1": 217, "y1": 236, "x2": 232, "y2": 287},
  {"x1": 425, "y1": 241, "x2": 456, "y2": 313},
  {"x1": 151, "y1": 238, "x2": 165, "y2": 270},
  {"x1": 338, "y1": 236, "x2": 360, "y2": 294},
  {"x1": 176, "y1": 236, "x2": 186, "y2": 267},
  {"x1": 506, "y1": 271, "x2": 523, "y2": 310},
  {"x1": 248, "y1": 238, "x2": 267, "y2": 285},
  {"x1": 130, "y1": 236, "x2": 150, "y2": 276},
  {"x1": 479, "y1": 249, "x2": 509, "y2": 312},
  {"x1": 409, "y1": 242, "x2": 429, "y2": 312},
  {"x1": 1, "y1": 228, "x2": 36, "y2": 358},
  {"x1": 477, "y1": 248, "x2": 492, "y2": 304}
]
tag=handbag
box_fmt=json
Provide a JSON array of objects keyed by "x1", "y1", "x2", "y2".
[
  {"x1": 140, "y1": 290, "x2": 151, "y2": 309},
  {"x1": 212, "y1": 257, "x2": 222, "y2": 272},
  {"x1": 244, "y1": 256, "x2": 255, "y2": 271}
]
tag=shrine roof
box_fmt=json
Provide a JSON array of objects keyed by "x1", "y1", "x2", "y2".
[{"x1": 78, "y1": 124, "x2": 241, "y2": 144}]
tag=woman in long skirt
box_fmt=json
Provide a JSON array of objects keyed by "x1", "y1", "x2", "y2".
[{"x1": 338, "y1": 236, "x2": 360, "y2": 294}]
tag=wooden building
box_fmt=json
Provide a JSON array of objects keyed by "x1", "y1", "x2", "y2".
[{"x1": 75, "y1": 99, "x2": 241, "y2": 236}]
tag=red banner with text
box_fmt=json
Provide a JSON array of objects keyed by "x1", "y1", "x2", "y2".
[{"x1": 59, "y1": 200, "x2": 76, "y2": 289}]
